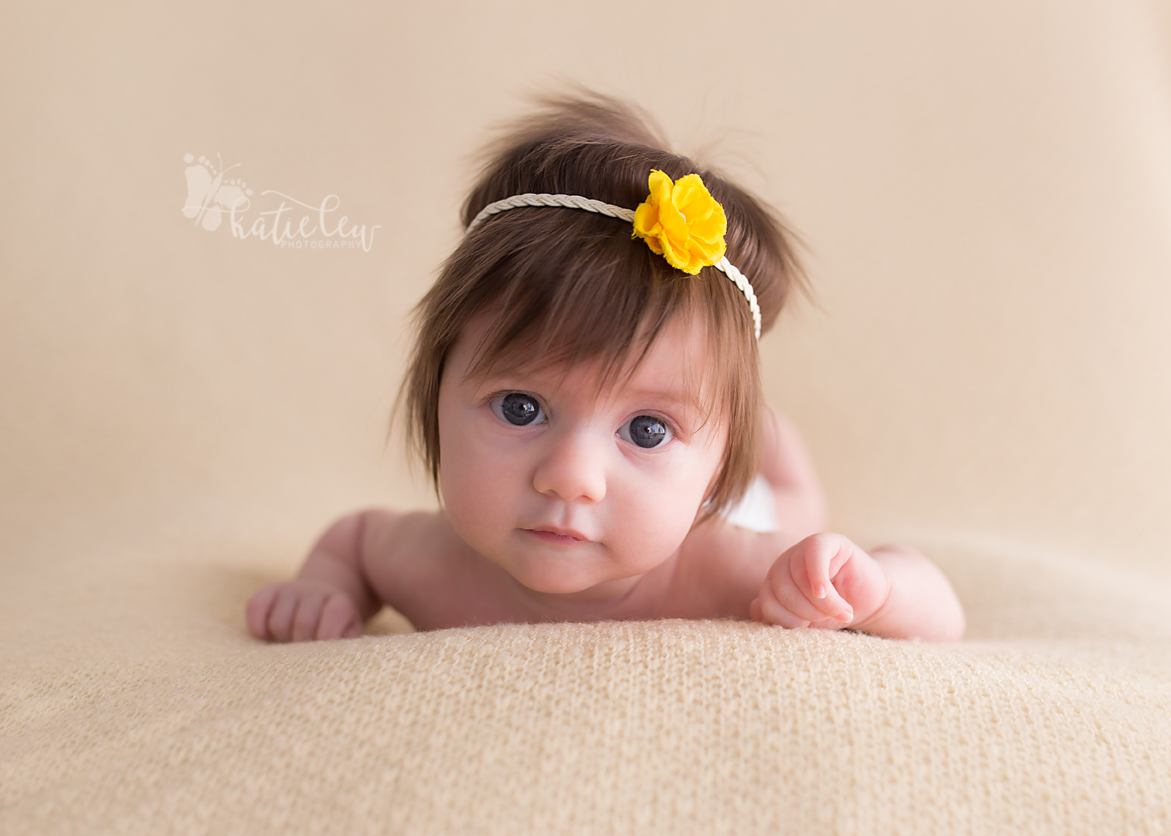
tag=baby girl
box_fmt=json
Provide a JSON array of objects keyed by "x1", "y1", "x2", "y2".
[{"x1": 246, "y1": 95, "x2": 965, "y2": 643}]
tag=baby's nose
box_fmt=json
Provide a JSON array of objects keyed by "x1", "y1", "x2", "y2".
[{"x1": 532, "y1": 430, "x2": 607, "y2": 503}]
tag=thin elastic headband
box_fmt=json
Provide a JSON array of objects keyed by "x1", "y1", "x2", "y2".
[{"x1": 464, "y1": 172, "x2": 762, "y2": 340}]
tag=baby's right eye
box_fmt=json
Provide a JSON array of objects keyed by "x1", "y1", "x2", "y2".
[{"x1": 491, "y1": 392, "x2": 547, "y2": 426}]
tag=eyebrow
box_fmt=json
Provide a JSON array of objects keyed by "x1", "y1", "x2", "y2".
[
  {"x1": 471, "y1": 370, "x2": 708, "y2": 418},
  {"x1": 469, "y1": 343, "x2": 715, "y2": 423},
  {"x1": 621, "y1": 354, "x2": 711, "y2": 422},
  {"x1": 606, "y1": 381, "x2": 716, "y2": 438},
  {"x1": 622, "y1": 386, "x2": 706, "y2": 417}
]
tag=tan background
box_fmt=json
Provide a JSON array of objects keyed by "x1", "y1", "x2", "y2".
[
  {"x1": 5, "y1": 1, "x2": 1171, "y2": 577},
  {"x1": 4, "y1": 2, "x2": 1171, "y2": 833}
]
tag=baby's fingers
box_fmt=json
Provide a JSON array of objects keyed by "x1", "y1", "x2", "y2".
[
  {"x1": 291, "y1": 588, "x2": 330, "y2": 642},
  {"x1": 258, "y1": 587, "x2": 294, "y2": 641},
  {"x1": 799, "y1": 534, "x2": 856, "y2": 624},
  {"x1": 758, "y1": 558, "x2": 836, "y2": 627},
  {"x1": 317, "y1": 593, "x2": 363, "y2": 640},
  {"x1": 754, "y1": 583, "x2": 816, "y2": 628},
  {"x1": 246, "y1": 583, "x2": 361, "y2": 643},
  {"x1": 246, "y1": 586, "x2": 279, "y2": 640}
]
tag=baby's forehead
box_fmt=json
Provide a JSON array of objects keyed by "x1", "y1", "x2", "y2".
[{"x1": 464, "y1": 314, "x2": 716, "y2": 416}]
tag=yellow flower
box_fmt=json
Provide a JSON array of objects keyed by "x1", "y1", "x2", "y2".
[{"x1": 632, "y1": 170, "x2": 727, "y2": 274}]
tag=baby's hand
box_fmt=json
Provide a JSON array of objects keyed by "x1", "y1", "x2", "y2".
[
  {"x1": 750, "y1": 533, "x2": 890, "y2": 630},
  {"x1": 246, "y1": 580, "x2": 363, "y2": 642}
]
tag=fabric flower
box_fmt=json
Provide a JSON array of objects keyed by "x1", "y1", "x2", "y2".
[{"x1": 632, "y1": 170, "x2": 727, "y2": 274}]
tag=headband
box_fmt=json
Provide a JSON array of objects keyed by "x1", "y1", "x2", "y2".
[{"x1": 464, "y1": 170, "x2": 762, "y2": 339}]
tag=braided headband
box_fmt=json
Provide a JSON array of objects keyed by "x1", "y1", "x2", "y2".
[{"x1": 465, "y1": 170, "x2": 762, "y2": 339}]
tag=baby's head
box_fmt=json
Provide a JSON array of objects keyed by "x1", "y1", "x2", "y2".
[{"x1": 403, "y1": 95, "x2": 802, "y2": 587}]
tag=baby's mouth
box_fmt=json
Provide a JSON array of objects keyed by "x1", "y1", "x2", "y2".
[{"x1": 524, "y1": 527, "x2": 590, "y2": 545}]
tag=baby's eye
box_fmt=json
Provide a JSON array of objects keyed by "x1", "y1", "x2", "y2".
[
  {"x1": 619, "y1": 415, "x2": 673, "y2": 449},
  {"x1": 491, "y1": 392, "x2": 546, "y2": 426}
]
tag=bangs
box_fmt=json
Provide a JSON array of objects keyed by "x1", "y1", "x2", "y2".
[
  {"x1": 409, "y1": 204, "x2": 761, "y2": 517},
  {"x1": 463, "y1": 210, "x2": 687, "y2": 401}
]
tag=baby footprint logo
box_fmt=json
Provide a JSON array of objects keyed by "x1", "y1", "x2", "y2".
[{"x1": 182, "y1": 152, "x2": 253, "y2": 232}]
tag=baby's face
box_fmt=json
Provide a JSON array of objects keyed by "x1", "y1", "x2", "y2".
[{"x1": 436, "y1": 313, "x2": 726, "y2": 603}]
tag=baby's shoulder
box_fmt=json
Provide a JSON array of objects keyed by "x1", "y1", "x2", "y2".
[
  {"x1": 359, "y1": 507, "x2": 442, "y2": 552},
  {"x1": 669, "y1": 518, "x2": 794, "y2": 618},
  {"x1": 358, "y1": 507, "x2": 462, "y2": 583},
  {"x1": 356, "y1": 507, "x2": 511, "y2": 629}
]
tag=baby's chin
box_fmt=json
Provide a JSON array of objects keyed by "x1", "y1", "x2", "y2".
[{"x1": 503, "y1": 560, "x2": 647, "y2": 603}]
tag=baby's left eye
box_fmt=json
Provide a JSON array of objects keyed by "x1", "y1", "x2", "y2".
[
  {"x1": 619, "y1": 415, "x2": 673, "y2": 449},
  {"x1": 491, "y1": 392, "x2": 546, "y2": 426}
]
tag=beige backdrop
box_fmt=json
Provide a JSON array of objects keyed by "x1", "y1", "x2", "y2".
[
  {"x1": 4, "y1": 2, "x2": 1171, "y2": 833},
  {"x1": 5, "y1": 1, "x2": 1171, "y2": 577}
]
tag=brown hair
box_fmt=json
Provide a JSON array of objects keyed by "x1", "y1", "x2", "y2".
[{"x1": 403, "y1": 93, "x2": 804, "y2": 516}]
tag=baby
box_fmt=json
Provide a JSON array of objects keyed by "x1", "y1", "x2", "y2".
[{"x1": 246, "y1": 95, "x2": 965, "y2": 643}]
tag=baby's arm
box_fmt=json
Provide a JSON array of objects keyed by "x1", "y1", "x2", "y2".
[
  {"x1": 750, "y1": 533, "x2": 965, "y2": 641},
  {"x1": 246, "y1": 512, "x2": 383, "y2": 642},
  {"x1": 759, "y1": 407, "x2": 828, "y2": 539}
]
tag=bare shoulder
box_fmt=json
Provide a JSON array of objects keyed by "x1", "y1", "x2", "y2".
[
  {"x1": 357, "y1": 506, "x2": 443, "y2": 556},
  {"x1": 353, "y1": 507, "x2": 453, "y2": 613},
  {"x1": 669, "y1": 517, "x2": 795, "y2": 620},
  {"x1": 353, "y1": 507, "x2": 515, "y2": 630}
]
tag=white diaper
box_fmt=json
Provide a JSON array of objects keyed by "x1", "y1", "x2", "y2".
[{"x1": 721, "y1": 474, "x2": 779, "y2": 533}]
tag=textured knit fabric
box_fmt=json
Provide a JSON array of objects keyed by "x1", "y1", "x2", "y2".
[{"x1": 3, "y1": 532, "x2": 1170, "y2": 834}]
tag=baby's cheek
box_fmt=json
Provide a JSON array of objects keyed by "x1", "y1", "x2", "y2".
[
  {"x1": 446, "y1": 442, "x2": 534, "y2": 543},
  {"x1": 440, "y1": 458, "x2": 496, "y2": 537},
  {"x1": 619, "y1": 473, "x2": 702, "y2": 554}
]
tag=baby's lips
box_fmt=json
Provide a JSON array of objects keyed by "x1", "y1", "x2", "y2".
[{"x1": 526, "y1": 526, "x2": 591, "y2": 544}]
